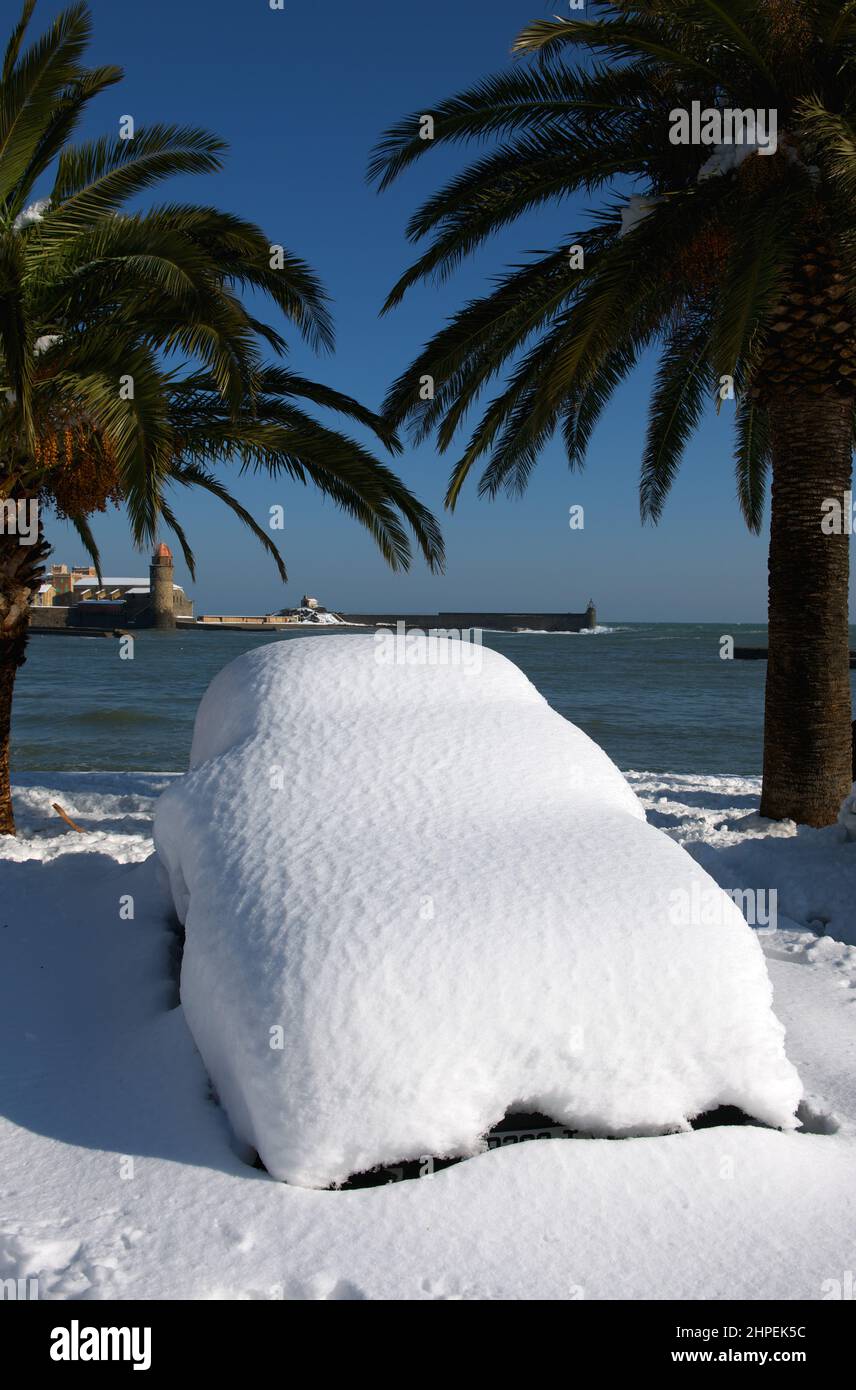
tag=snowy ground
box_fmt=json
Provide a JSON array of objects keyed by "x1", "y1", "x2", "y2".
[{"x1": 1, "y1": 769, "x2": 854, "y2": 1300}]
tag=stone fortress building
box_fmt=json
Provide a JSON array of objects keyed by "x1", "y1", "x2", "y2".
[{"x1": 31, "y1": 543, "x2": 192, "y2": 630}]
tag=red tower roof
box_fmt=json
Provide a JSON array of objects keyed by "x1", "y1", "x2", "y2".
[{"x1": 153, "y1": 542, "x2": 173, "y2": 561}]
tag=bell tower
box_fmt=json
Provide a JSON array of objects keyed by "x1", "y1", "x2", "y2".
[{"x1": 150, "y1": 542, "x2": 176, "y2": 630}]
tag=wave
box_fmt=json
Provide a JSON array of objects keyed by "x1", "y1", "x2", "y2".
[{"x1": 492, "y1": 624, "x2": 622, "y2": 636}]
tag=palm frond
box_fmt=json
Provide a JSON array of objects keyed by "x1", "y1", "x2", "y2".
[
  {"x1": 512, "y1": 16, "x2": 719, "y2": 80},
  {"x1": 0, "y1": 1, "x2": 93, "y2": 203},
  {"x1": 168, "y1": 460, "x2": 286, "y2": 583},
  {"x1": 64, "y1": 507, "x2": 102, "y2": 580},
  {"x1": 157, "y1": 494, "x2": 196, "y2": 579},
  {"x1": 640, "y1": 322, "x2": 712, "y2": 524},
  {"x1": 252, "y1": 366, "x2": 401, "y2": 452},
  {"x1": 47, "y1": 124, "x2": 226, "y2": 226},
  {"x1": 709, "y1": 183, "x2": 806, "y2": 385},
  {"x1": 734, "y1": 397, "x2": 770, "y2": 533},
  {"x1": 11, "y1": 64, "x2": 123, "y2": 209},
  {"x1": 368, "y1": 62, "x2": 652, "y2": 191},
  {"x1": 3, "y1": 1, "x2": 38, "y2": 84}
]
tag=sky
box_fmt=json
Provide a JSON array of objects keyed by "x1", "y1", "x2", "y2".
[{"x1": 30, "y1": 0, "x2": 856, "y2": 620}]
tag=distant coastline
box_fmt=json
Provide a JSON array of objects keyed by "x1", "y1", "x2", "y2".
[{"x1": 31, "y1": 604, "x2": 599, "y2": 637}]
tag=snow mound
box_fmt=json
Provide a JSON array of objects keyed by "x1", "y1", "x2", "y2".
[
  {"x1": 838, "y1": 784, "x2": 856, "y2": 841},
  {"x1": 154, "y1": 636, "x2": 801, "y2": 1187}
]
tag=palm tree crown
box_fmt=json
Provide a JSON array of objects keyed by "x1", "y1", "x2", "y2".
[
  {"x1": 370, "y1": 0, "x2": 856, "y2": 524},
  {"x1": 1, "y1": 0, "x2": 444, "y2": 578}
]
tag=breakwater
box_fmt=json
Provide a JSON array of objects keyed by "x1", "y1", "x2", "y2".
[{"x1": 340, "y1": 610, "x2": 597, "y2": 633}]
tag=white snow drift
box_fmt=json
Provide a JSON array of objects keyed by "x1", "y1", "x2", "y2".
[{"x1": 154, "y1": 636, "x2": 801, "y2": 1187}]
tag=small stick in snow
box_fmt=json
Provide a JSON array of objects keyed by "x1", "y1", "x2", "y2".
[{"x1": 52, "y1": 802, "x2": 84, "y2": 833}]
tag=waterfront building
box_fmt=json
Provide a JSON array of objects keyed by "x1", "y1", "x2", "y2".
[{"x1": 30, "y1": 544, "x2": 193, "y2": 629}]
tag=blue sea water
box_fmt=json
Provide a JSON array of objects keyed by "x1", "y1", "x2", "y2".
[{"x1": 12, "y1": 623, "x2": 856, "y2": 776}]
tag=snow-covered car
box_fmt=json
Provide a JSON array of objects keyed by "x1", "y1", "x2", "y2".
[{"x1": 154, "y1": 635, "x2": 801, "y2": 1188}]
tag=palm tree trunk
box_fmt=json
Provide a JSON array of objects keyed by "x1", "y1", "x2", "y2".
[
  {"x1": 0, "y1": 623, "x2": 27, "y2": 835},
  {"x1": 760, "y1": 392, "x2": 853, "y2": 826},
  {"x1": 0, "y1": 507, "x2": 49, "y2": 835}
]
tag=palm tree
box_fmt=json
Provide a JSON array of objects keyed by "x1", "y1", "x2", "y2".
[
  {"x1": 0, "y1": 1, "x2": 444, "y2": 835},
  {"x1": 370, "y1": 0, "x2": 856, "y2": 827}
]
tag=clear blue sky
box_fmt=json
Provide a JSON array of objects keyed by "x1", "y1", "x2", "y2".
[{"x1": 35, "y1": 0, "x2": 855, "y2": 619}]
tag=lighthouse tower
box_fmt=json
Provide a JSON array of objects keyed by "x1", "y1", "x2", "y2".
[{"x1": 150, "y1": 542, "x2": 176, "y2": 630}]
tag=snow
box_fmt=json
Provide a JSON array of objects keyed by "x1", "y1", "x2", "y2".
[
  {"x1": 278, "y1": 606, "x2": 345, "y2": 625},
  {"x1": 697, "y1": 141, "x2": 798, "y2": 183},
  {"x1": 629, "y1": 770, "x2": 856, "y2": 947},
  {"x1": 153, "y1": 637, "x2": 800, "y2": 1188},
  {"x1": 618, "y1": 194, "x2": 662, "y2": 237},
  {"x1": 126, "y1": 586, "x2": 185, "y2": 595},
  {"x1": 74, "y1": 578, "x2": 149, "y2": 588},
  {"x1": 13, "y1": 198, "x2": 50, "y2": 231},
  {"x1": 1, "y1": 766, "x2": 854, "y2": 1299},
  {"x1": 838, "y1": 786, "x2": 856, "y2": 841},
  {"x1": 33, "y1": 334, "x2": 61, "y2": 356},
  {"x1": 697, "y1": 143, "x2": 763, "y2": 180}
]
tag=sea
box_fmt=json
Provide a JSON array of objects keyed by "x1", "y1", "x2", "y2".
[{"x1": 12, "y1": 623, "x2": 856, "y2": 776}]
